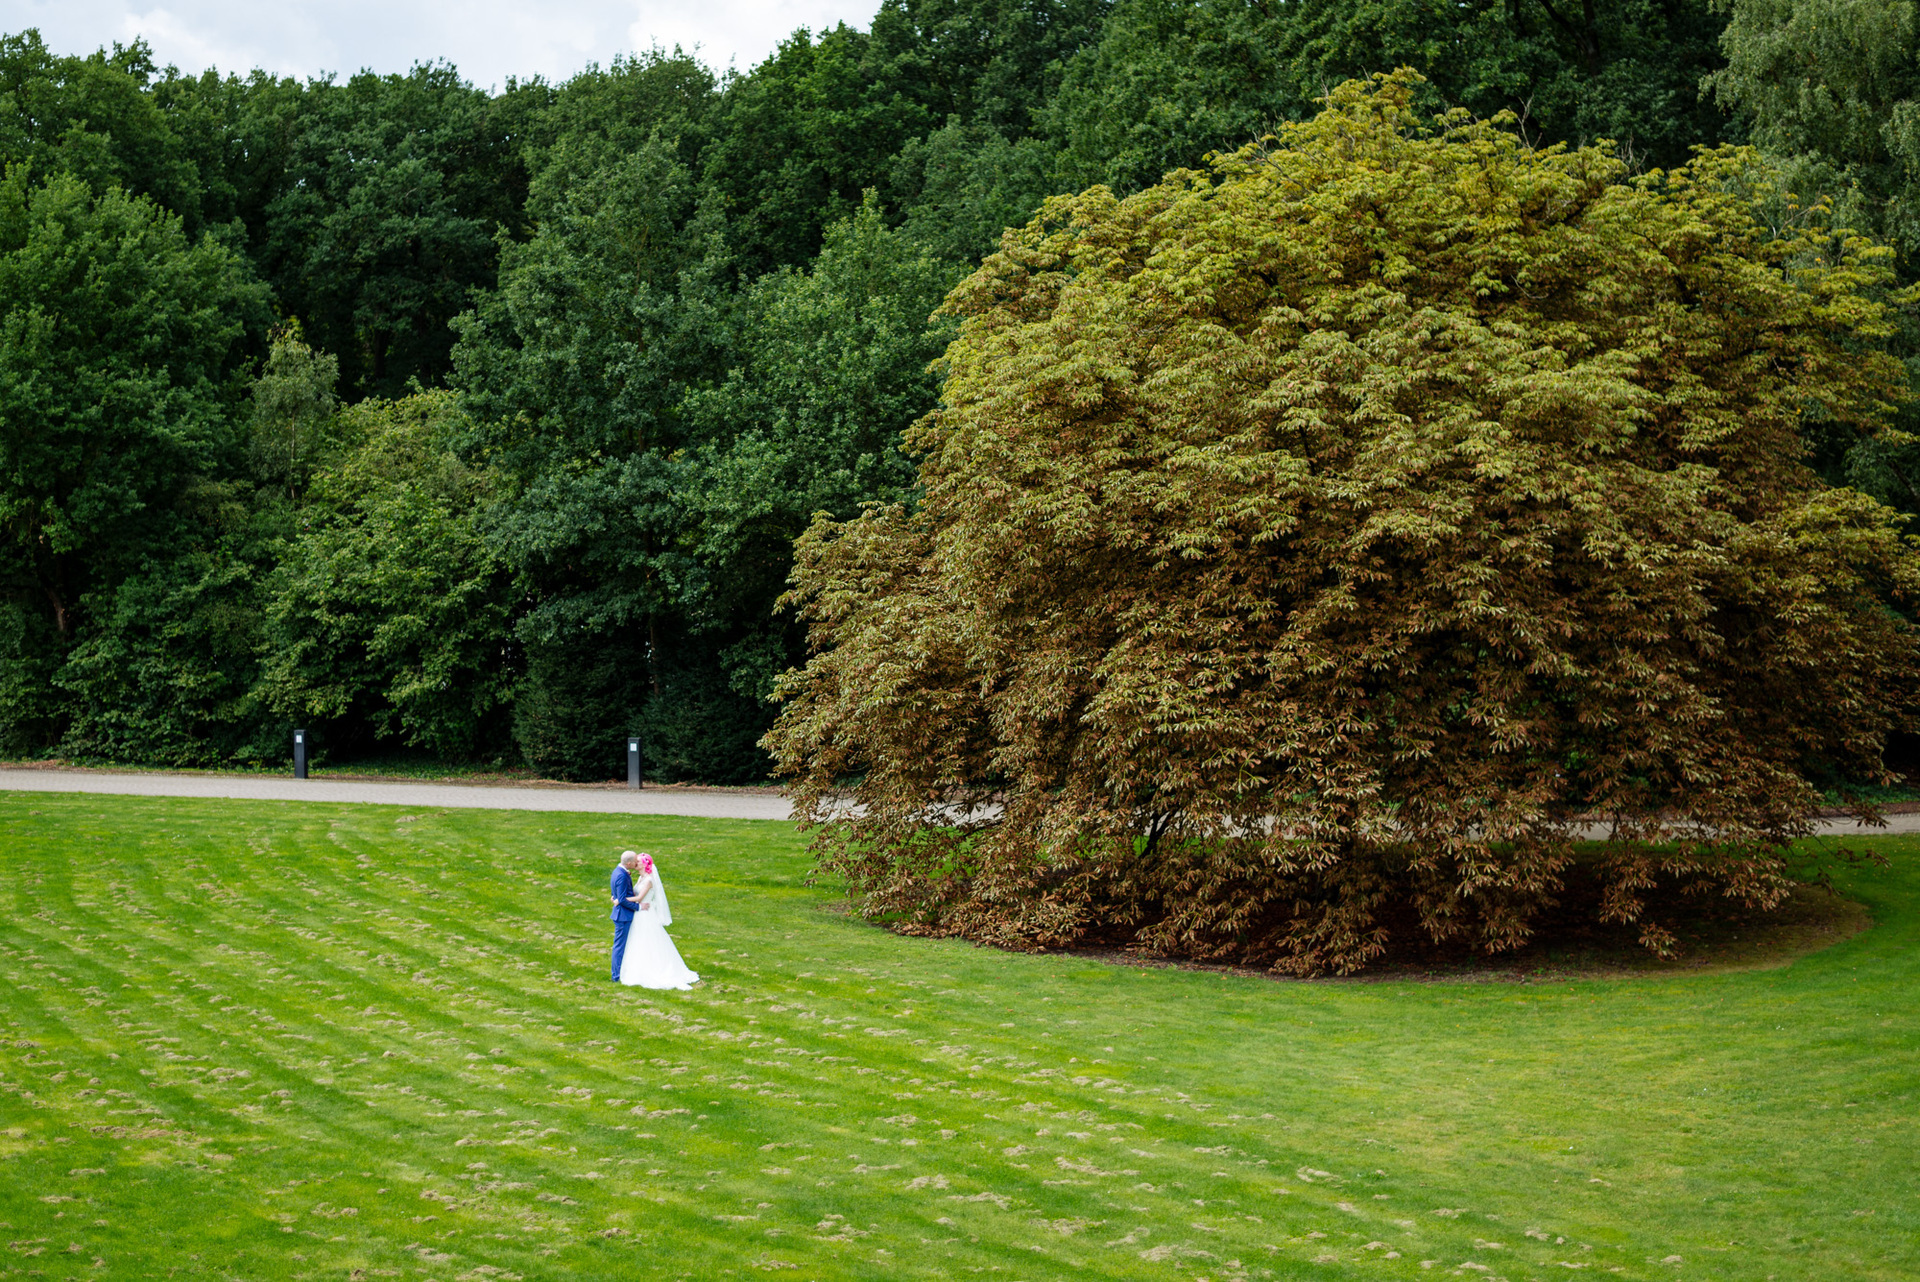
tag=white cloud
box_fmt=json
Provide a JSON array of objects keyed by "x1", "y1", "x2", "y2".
[
  {"x1": 627, "y1": 0, "x2": 873, "y2": 74},
  {"x1": 2, "y1": 0, "x2": 881, "y2": 88}
]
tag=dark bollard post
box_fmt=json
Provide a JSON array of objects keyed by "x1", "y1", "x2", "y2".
[
  {"x1": 627, "y1": 737, "x2": 641, "y2": 790},
  {"x1": 294, "y1": 729, "x2": 308, "y2": 780}
]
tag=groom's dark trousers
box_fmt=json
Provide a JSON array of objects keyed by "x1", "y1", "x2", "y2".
[{"x1": 610, "y1": 865, "x2": 639, "y2": 980}]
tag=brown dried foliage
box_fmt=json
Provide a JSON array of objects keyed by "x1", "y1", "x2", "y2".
[{"x1": 763, "y1": 73, "x2": 1920, "y2": 974}]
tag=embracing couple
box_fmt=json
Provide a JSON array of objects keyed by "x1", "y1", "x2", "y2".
[{"x1": 610, "y1": 850, "x2": 701, "y2": 990}]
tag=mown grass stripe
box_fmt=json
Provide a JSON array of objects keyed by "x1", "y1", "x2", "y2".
[{"x1": 1, "y1": 795, "x2": 1915, "y2": 1279}]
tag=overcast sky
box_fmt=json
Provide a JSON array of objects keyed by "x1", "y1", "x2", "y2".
[{"x1": 4, "y1": 0, "x2": 884, "y2": 89}]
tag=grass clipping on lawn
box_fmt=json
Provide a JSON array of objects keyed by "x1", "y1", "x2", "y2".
[{"x1": 1, "y1": 795, "x2": 1917, "y2": 1280}]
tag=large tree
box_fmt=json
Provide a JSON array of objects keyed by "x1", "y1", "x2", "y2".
[
  {"x1": 1709, "y1": 0, "x2": 1920, "y2": 270},
  {"x1": 258, "y1": 64, "x2": 529, "y2": 400},
  {"x1": 0, "y1": 168, "x2": 269, "y2": 753},
  {"x1": 766, "y1": 74, "x2": 1920, "y2": 974},
  {"x1": 0, "y1": 32, "x2": 204, "y2": 225},
  {"x1": 703, "y1": 0, "x2": 1105, "y2": 275},
  {"x1": 1708, "y1": 0, "x2": 1920, "y2": 519},
  {"x1": 452, "y1": 165, "x2": 953, "y2": 781},
  {"x1": 1045, "y1": 0, "x2": 1734, "y2": 195},
  {"x1": 260, "y1": 389, "x2": 518, "y2": 763}
]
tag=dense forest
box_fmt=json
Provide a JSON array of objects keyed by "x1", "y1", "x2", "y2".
[{"x1": 1, "y1": 0, "x2": 1913, "y2": 782}]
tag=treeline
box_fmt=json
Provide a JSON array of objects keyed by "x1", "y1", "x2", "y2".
[{"x1": 0, "y1": 0, "x2": 1910, "y2": 780}]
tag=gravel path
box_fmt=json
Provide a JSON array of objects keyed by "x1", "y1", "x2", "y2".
[
  {"x1": 0, "y1": 768, "x2": 793, "y2": 820},
  {"x1": 1593, "y1": 813, "x2": 1920, "y2": 836},
  {"x1": 6, "y1": 767, "x2": 1918, "y2": 836}
]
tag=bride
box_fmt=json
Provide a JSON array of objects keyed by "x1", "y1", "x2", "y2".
[{"x1": 618, "y1": 851, "x2": 700, "y2": 990}]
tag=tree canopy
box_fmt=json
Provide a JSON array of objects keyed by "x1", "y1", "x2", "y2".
[
  {"x1": 1711, "y1": 0, "x2": 1920, "y2": 270},
  {"x1": 765, "y1": 75, "x2": 1920, "y2": 972},
  {"x1": 1708, "y1": 0, "x2": 1920, "y2": 534},
  {"x1": 0, "y1": 167, "x2": 268, "y2": 755},
  {"x1": 6, "y1": 0, "x2": 1916, "y2": 803}
]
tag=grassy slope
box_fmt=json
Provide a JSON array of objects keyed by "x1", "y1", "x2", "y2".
[{"x1": 0, "y1": 796, "x2": 1913, "y2": 1282}]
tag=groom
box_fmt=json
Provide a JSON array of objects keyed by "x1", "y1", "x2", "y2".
[{"x1": 610, "y1": 850, "x2": 642, "y2": 981}]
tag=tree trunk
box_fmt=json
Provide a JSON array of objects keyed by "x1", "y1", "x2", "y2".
[{"x1": 1531, "y1": 0, "x2": 1603, "y2": 75}]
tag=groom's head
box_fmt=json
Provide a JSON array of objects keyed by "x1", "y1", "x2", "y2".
[{"x1": 620, "y1": 850, "x2": 640, "y2": 870}]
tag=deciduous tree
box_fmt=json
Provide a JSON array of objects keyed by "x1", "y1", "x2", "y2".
[
  {"x1": 1709, "y1": 0, "x2": 1920, "y2": 268},
  {"x1": 767, "y1": 74, "x2": 1920, "y2": 973},
  {"x1": 1045, "y1": 0, "x2": 1733, "y2": 195},
  {"x1": 0, "y1": 168, "x2": 268, "y2": 751},
  {"x1": 259, "y1": 64, "x2": 527, "y2": 399},
  {"x1": 261, "y1": 390, "x2": 518, "y2": 762}
]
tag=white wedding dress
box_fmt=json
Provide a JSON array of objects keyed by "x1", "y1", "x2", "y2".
[{"x1": 618, "y1": 871, "x2": 700, "y2": 990}]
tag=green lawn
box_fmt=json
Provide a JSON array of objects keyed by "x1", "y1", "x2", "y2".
[{"x1": 0, "y1": 797, "x2": 1914, "y2": 1281}]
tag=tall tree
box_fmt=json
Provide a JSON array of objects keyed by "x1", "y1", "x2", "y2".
[
  {"x1": 891, "y1": 120, "x2": 1061, "y2": 265},
  {"x1": 259, "y1": 64, "x2": 528, "y2": 399},
  {"x1": 1045, "y1": 0, "x2": 1734, "y2": 195},
  {"x1": 452, "y1": 165, "x2": 954, "y2": 779},
  {"x1": 702, "y1": 1, "x2": 1103, "y2": 275},
  {"x1": 0, "y1": 31, "x2": 206, "y2": 224},
  {"x1": 451, "y1": 129, "x2": 722, "y2": 778},
  {"x1": 0, "y1": 168, "x2": 270, "y2": 752},
  {"x1": 261, "y1": 390, "x2": 518, "y2": 762},
  {"x1": 148, "y1": 65, "x2": 307, "y2": 242},
  {"x1": 518, "y1": 48, "x2": 713, "y2": 178},
  {"x1": 865, "y1": 0, "x2": 1110, "y2": 137},
  {"x1": 1708, "y1": 0, "x2": 1920, "y2": 518},
  {"x1": 1709, "y1": 0, "x2": 1920, "y2": 268},
  {"x1": 1279, "y1": 0, "x2": 1734, "y2": 167},
  {"x1": 700, "y1": 24, "x2": 928, "y2": 274},
  {"x1": 677, "y1": 194, "x2": 957, "y2": 702},
  {"x1": 767, "y1": 75, "x2": 1920, "y2": 974}
]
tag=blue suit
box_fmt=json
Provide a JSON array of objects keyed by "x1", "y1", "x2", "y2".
[{"x1": 611, "y1": 865, "x2": 639, "y2": 980}]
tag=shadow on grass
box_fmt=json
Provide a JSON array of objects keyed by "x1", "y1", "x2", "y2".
[
  {"x1": 1056, "y1": 877, "x2": 1873, "y2": 984},
  {"x1": 868, "y1": 838, "x2": 1884, "y2": 985}
]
